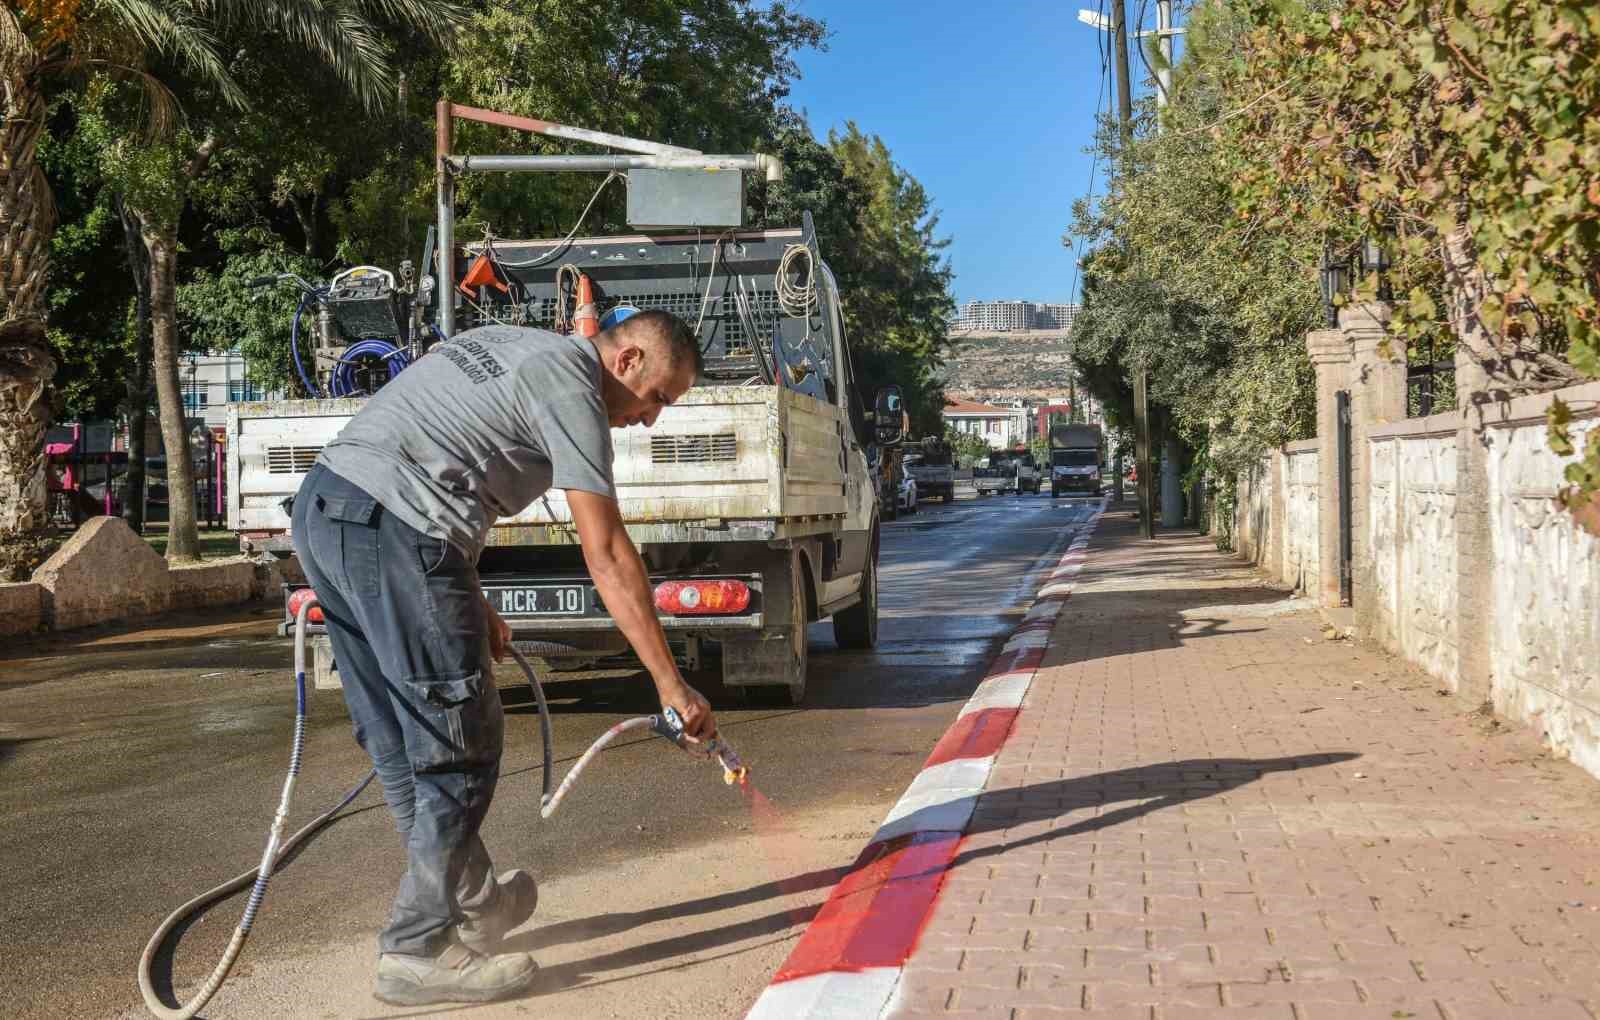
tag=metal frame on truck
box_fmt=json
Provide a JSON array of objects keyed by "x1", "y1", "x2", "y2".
[{"x1": 231, "y1": 104, "x2": 906, "y2": 706}]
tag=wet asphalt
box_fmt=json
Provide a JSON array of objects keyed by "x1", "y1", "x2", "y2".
[{"x1": 0, "y1": 494, "x2": 1100, "y2": 1019}]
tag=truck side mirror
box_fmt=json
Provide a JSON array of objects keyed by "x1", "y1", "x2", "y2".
[{"x1": 873, "y1": 386, "x2": 905, "y2": 446}]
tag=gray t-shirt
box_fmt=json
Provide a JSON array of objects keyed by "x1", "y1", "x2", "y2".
[{"x1": 317, "y1": 326, "x2": 615, "y2": 557}]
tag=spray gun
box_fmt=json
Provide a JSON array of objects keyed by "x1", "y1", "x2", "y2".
[
  {"x1": 655, "y1": 706, "x2": 749, "y2": 786},
  {"x1": 538, "y1": 700, "x2": 750, "y2": 820}
]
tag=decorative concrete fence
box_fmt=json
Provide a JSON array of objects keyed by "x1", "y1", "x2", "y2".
[
  {"x1": 1234, "y1": 300, "x2": 1600, "y2": 781},
  {"x1": 1483, "y1": 384, "x2": 1600, "y2": 777},
  {"x1": 1366, "y1": 419, "x2": 1459, "y2": 684},
  {"x1": 1233, "y1": 440, "x2": 1320, "y2": 598}
]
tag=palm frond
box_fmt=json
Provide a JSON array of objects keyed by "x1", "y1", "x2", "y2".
[
  {"x1": 224, "y1": 0, "x2": 466, "y2": 111},
  {"x1": 99, "y1": 0, "x2": 248, "y2": 110},
  {"x1": 31, "y1": 58, "x2": 185, "y2": 138},
  {"x1": 350, "y1": 0, "x2": 467, "y2": 48}
]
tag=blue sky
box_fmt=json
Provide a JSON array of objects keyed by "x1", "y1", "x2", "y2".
[{"x1": 784, "y1": 0, "x2": 1162, "y2": 306}]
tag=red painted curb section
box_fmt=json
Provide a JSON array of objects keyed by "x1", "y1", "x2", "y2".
[
  {"x1": 774, "y1": 831, "x2": 963, "y2": 981},
  {"x1": 923, "y1": 707, "x2": 1019, "y2": 769}
]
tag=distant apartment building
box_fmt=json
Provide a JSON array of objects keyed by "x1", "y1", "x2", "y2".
[
  {"x1": 953, "y1": 299, "x2": 1080, "y2": 333},
  {"x1": 179, "y1": 349, "x2": 281, "y2": 430}
]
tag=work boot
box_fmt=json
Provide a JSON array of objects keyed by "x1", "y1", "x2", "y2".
[
  {"x1": 373, "y1": 940, "x2": 536, "y2": 1005},
  {"x1": 459, "y1": 869, "x2": 540, "y2": 951}
]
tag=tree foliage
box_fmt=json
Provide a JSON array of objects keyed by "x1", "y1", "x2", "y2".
[
  {"x1": 31, "y1": 0, "x2": 957, "y2": 515},
  {"x1": 1206, "y1": 0, "x2": 1599, "y2": 523},
  {"x1": 1068, "y1": 3, "x2": 1323, "y2": 487},
  {"x1": 1072, "y1": 0, "x2": 1599, "y2": 532}
]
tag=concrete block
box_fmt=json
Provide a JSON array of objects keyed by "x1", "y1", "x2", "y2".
[
  {"x1": 32, "y1": 516, "x2": 172, "y2": 630},
  {"x1": 169, "y1": 557, "x2": 257, "y2": 611},
  {"x1": 0, "y1": 581, "x2": 43, "y2": 637}
]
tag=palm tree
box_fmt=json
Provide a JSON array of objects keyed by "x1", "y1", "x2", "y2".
[{"x1": 0, "y1": 1, "x2": 462, "y2": 577}]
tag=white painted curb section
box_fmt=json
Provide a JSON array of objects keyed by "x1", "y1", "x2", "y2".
[
  {"x1": 958, "y1": 673, "x2": 1033, "y2": 716},
  {"x1": 747, "y1": 967, "x2": 903, "y2": 1020},
  {"x1": 871, "y1": 756, "x2": 995, "y2": 845}
]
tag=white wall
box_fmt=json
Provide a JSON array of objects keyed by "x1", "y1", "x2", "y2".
[
  {"x1": 1367, "y1": 424, "x2": 1459, "y2": 685},
  {"x1": 1485, "y1": 389, "x2": 1600, "y2": 777},
  {"x1": 1281, "y1": 444, "x2": 1320, "y2": 596}
]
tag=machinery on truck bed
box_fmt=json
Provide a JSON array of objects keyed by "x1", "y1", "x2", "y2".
[
  {"x1": 1049, "y1": 423, "x2": 1103, "y2": 497},
  {"x1": 227, "y1": 105, "x2": 904, "y2": 705}
]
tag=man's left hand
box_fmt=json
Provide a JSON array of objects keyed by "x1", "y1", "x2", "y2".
[{"x1": 485, "y1": 598, "x2": 512, "y2": 662}]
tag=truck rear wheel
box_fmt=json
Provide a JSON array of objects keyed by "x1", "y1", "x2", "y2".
[{"x1": 833, "y1": 553, "x2": 878, "y2": 650}]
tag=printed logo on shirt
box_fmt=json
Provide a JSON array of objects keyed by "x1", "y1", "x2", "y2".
[{"x1": 435, "y1": 337, "x2": 508, "y2": 385}]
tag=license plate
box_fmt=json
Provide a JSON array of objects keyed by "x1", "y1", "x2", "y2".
[{"x1": 489, "y1": 585, "x2": 586, "y2": 616}]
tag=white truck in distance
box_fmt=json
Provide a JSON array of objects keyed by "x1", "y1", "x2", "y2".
[{"x1": 1049, "y1": 423, "x2": 1103, "y2": 497}]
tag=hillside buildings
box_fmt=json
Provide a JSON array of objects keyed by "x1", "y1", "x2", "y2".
[{"x1": 952, "y1": 299, "x2": 1079, "y2": 333}]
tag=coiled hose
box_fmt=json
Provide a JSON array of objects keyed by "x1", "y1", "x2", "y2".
[
  {"x1": 329, "y1": 339, "x2": 412, "y2": 397},
  {"x1": 137, "y1": 601, "x2": 735, "y2": 1017},
  {"x1": 137, "y1": 599, "x2": 373, "y2": 1019},
  {"x1": 137, "y1": 602, "x2": 553, "y2": 1019}
]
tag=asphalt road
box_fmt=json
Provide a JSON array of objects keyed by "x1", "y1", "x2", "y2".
[{"x1": 0, "y1": 494, "x2": 1101, "y2": 1020}]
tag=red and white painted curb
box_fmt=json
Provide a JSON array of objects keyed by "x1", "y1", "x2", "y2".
[{"x1": 746, "y1": 498, "x2": 1108, "y2": 1019}]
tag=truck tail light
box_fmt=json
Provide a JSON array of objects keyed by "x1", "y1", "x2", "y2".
[
  {"x1": 286, "y1": 586, "x2": 323, "y2": 624},
  {"x1": 653, "y1": 580, "x2": 751, "y2": 616}
]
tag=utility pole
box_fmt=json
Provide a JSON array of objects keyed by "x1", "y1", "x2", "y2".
[
  {"x1": 1110, "y1": 0, "x2": 1154, "y2": 539},
  {"x1": 1155, "y1": 0, "x2": 1184, "y2": 529}
]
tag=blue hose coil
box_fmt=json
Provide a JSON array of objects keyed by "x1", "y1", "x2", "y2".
[
  {"x1": 290, "y1": 294, "x2": 323, "y2": 399},
  {"x1": 329, "y1": 338, "x2": 411, "y2": 397}
]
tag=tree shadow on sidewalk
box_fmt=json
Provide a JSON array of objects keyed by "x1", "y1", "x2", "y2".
[
  {"x1": 944, "y1": 751, "x2": 1360, "y2": 872},
  {"x1": 501, "y1": 753, "x2": 1356, "y2": 998}
]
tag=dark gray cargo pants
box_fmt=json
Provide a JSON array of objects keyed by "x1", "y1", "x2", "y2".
[{"x1": 291, "y1": 463, "x2": 505, "y2": 956}]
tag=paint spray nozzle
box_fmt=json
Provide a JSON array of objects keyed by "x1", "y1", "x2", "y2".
[
  {"x1": 657, "y1": 707, "x2": 749, "y2": 786},
  {"x1": 714, "y1": 744, "x2": 749, "y2": 786}
]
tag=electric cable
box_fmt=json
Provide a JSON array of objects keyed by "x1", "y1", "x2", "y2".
[
  {"x1": 732, "y1": 274, "x2": 776, "y2": 385},
  {"x1": 693, "y1": 232, "x2": 733, "y2": 352},
  {"x1": 776, "y1": 243, "x2": 817, "y2": 317},
  {"x1": 488, "y1": 172, "x2": 624, "y2": 269}
]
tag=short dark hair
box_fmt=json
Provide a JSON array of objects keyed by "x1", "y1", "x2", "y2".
[{"x1": 614, "y1": 309, "x2": 703, "y2": 376}]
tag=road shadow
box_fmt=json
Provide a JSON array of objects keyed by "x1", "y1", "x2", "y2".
[{"x1": 502, "y1": 751, "x2": 1355, "y2": 997}]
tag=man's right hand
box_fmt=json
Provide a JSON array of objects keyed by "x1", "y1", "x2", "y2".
[{"x1": 658, "y1": 677, "x2": 716, "y2": 742}]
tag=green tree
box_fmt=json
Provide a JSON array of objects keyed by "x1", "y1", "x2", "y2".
[
  {"x1": 1, "y1": 0, "x2": 242, "y2": 576},
  {"x1": 96, "y1": 1, "x2": 463, "y2": 562},
  {"x1": 1064, "y1": 3, "x2": 1325, "y2": 527},
  {"x1": 1201, "y1": 0, "x2": 1598, "y2": 526},
  {"x1": 827, "y1": 122, "x2": 955, "y2": 434}
]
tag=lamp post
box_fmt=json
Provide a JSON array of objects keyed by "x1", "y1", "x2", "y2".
[
  {"x1": 1360, "y1": 233, "x2": 1392, "y2": 302},
  {"x1": 1318, "y1": 246, "x2": 1350, "y2": 329}
]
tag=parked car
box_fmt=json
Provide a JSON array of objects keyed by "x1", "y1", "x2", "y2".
[{"x1": 896, "y1": 474, "x2": 918, "y2": 515}]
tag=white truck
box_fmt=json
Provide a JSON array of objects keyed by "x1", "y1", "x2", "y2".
[
  {"x1": 1049, "y1": 423, "x2": 1104, "y2": 497},
  {"x1": 227, "y1": 110, "x2": 903, "y2": 704}
]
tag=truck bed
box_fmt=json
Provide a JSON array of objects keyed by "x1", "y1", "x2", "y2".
[{"x1": 228, "y1": 384, "x2": 850, "y2": 549}]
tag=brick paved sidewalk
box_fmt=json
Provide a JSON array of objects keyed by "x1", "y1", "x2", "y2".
[{"x1": 894, "y1": 507, "x2": 1600, "y2": 1020}]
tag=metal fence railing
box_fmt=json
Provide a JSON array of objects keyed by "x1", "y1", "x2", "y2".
[{"x1": 1408, "y1": 359, "x2": 1457, "y2": 418}]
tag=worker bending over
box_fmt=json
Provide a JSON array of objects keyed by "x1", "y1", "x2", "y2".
[{"x1": 291, "y1": 310, "x2": 713, "y2": 1005}]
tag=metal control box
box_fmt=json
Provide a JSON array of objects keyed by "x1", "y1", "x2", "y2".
[{"x1": 626, "y1": 168, "x2": 746, "y2": 228}]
